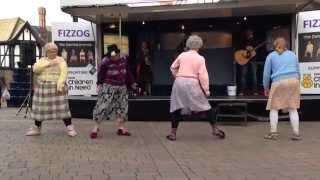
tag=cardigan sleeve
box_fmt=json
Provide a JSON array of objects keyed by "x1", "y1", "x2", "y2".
[
  {"x1": 57, "y1": 58, "x2": 68, "y2": 91},
  {"x1": 33, "y1": 58, "x2": 50, "y2": 74},
  {"x1": 263, "y1": 54, "x2": 272, "y2": 90},
  {"x1": 170, "y1": 54, "x2": 181, "y2": 77},
  {"x1": 97, "y1": 58, "x2": 108, "y2": 85}
]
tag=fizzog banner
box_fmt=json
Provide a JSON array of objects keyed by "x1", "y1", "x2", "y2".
[
  {"x1": 297, "y1": 10, "x2": 320, "y2": 94},
  {"x1": 52, "y1": 22, "x2": 95, "y2": 42},
  {"x1": 52, "y1": 22, "x2": 97, "y2": 96}
]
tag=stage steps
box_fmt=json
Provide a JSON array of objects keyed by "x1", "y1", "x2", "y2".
[{"x1": 216, "y1": 102, "x2": 248, "y2": 126}]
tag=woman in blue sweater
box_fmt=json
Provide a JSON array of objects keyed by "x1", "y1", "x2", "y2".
[{"x1": 263, "y1": 37, "x2": 301, "y2": 141}]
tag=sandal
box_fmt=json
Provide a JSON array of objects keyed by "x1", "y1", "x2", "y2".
[
  {"x1": 264, "y1": 132, "x2": 279, "y2": 140},
  {"x1": 166, "y1": 133, "x2": 176, "y2": 141},
  {"x1": 213, "y1": 128, "x2": 226, "y2": 139},
  {"x1": 90, "y1": 128, "x2": 99, "y2": 139},
  {"x1": 117, "y1": 129, "x2": 131, "y2": 136}
]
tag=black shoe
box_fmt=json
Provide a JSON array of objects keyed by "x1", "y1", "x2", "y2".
[{"x1": 213, "y1": 128, "x2": 226, "y2": 139}]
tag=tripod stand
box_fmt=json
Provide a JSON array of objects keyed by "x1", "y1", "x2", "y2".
[{"x1": 16, "y1": 67, "x2": 33, "y2": 118}]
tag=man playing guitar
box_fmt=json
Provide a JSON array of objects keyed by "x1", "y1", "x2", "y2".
[{"x1": 238, "y1": 29, "x2": 259, "y2": 96}]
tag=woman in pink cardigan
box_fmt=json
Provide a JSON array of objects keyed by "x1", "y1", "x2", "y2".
[{"x1": 166, "y1": 35, "x2": 225, "y2": 141}]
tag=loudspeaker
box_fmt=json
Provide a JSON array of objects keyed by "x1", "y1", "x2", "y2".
[{"x1": 21, "y1": 42, "x2": 36, "y2": 67}]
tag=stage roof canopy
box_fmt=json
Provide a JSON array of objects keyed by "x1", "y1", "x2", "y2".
[{"x1": 61, "y1": 0, "x2": 320, "y2": 23}]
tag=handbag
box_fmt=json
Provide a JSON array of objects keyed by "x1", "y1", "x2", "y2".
[{"x1": 1, "y1": 88, "x2": 10, "y2": 100}]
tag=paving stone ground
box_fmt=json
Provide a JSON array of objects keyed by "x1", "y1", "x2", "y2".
[{"x1": 0, "y1": 108, "x2": 320, "y2": 180}]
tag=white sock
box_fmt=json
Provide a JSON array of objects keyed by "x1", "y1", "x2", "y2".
[
  {"x1": 269, "y1": 109, "x2": 278, "y2": 133},
  {"x1": 289, "y1": 109, "x2": 299, "y2": 135}
]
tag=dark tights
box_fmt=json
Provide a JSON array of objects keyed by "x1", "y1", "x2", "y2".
[{"x1": 34, "y1": 118, "x2": 72, "y2": 128}]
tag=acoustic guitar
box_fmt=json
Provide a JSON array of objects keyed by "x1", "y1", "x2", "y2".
[{"x1": 234, "y1": 41, "x2": 267, "y2": 65}]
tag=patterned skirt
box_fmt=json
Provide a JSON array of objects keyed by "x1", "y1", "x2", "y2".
[
  {"x1": 93, "y1": 84, "x2": 128, "y2": 122},
  {"x1": 170, "y1": 77, "x2": 211, "y2": 114},
  {"x1": 31, "y1": 81, "x2": 71, "y2": 121},
  {"x1": 266, "y1": 78, "x2": 300, "y2": 110}
]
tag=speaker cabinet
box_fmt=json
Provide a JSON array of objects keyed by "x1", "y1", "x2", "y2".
[{"x1": 21, "y1": 42, "x2": 36, "y2": 67}]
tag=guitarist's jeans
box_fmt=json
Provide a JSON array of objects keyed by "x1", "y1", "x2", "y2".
[{"x1": 239, "y1": 61, "x2": 258, "y2": 93}]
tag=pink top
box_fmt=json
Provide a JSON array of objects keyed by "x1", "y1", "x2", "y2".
[{"x1": 170, "y1": 50, "x2": 210, "y2": 93}]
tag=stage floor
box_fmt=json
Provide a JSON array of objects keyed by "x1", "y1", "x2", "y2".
[{"x1": 68, "y1": 95, "x2": 320, "y2": 120}]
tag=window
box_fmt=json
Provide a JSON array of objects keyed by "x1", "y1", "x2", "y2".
[
  {"x1": 14, "y1": 56, "x2": 20, "y2": 68},
  {"x1": 13, "y1": 45, "x2": 21, "y2": 68},
  {"x1": 0, "y1": 45, "x2": 10, "y2": 68},
  {"x1": 14, "y1": 45, "x2": 20, "y2": 55},
  {"x1": 2, "y1": 56, "x2": 9, "y2": 68}
]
